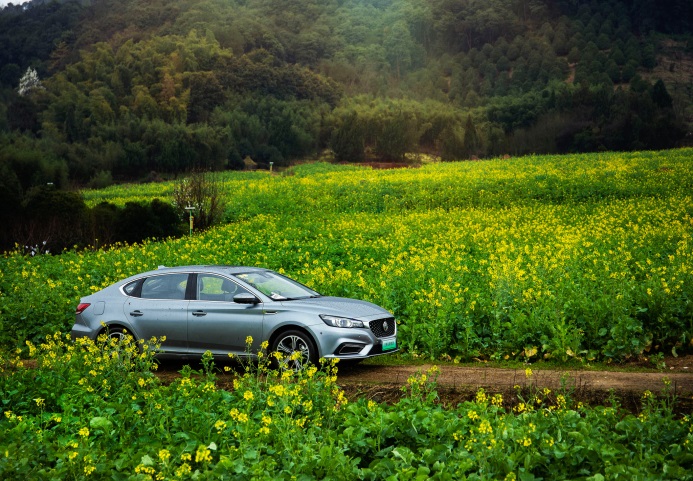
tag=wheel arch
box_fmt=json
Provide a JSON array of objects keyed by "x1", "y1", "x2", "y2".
[
  {"x1": 268, "y1": 325, "x2": 321, "y2": 359},
  {"x1": 96, "y1": 322, "x2": 138, "y2": 340}
]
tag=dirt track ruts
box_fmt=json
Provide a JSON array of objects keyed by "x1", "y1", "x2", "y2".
[
  {"x1": 333, "y1": 361, "x2": 693, "y2": 413},
  {"x1": 155, "y1": 356, "x2": 693, "y2": 412},
  {"x1": 337, "y1": 363, "x2": 693, "y2": 394}
]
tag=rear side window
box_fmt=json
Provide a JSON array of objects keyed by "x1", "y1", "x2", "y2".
[
  {"x1": 139, "y1": 274, "x2": 189, "y2": 300},
  {"x1": 123, "y1": 280, "x2": 140, "y2": 296}
]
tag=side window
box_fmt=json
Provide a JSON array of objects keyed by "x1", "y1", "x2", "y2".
[
  {"x1": 140, "y1": 274, "x2": 189, "y2": 300},
  {"x1": 197, "y1": 275, "x2": 248, "y2": 301},
  {"x1": 123, "y1": 280, "x2": 140, "y2": 296}
]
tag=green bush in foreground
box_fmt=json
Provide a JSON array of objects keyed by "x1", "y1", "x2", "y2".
[{"x1": 1, "y1": 336, "x2": 692, "y2": 480}]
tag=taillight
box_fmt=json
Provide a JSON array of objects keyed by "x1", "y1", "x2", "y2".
[{"x1": 75, "y1": 303, "x2": 91, "y2": 314}]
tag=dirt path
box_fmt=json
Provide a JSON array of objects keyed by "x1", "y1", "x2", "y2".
[
  {"x1": 155, "y1": 355, "x2": 693, "y2": 413},
  {"x1": 338, "y1": 362, "x2": 693, "y2": 394},
  {"x1": 332, "y1": 359, "x2": 693, "y2": 413}
]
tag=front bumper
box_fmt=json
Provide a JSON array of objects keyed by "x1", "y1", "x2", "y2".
[{"x1": 312, "y1": 315, "x2": 398, "y2": 360}]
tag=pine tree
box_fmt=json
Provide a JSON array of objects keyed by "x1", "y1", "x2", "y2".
[{"x1": 651, "y1": 79, "x2": 673, "y2": 109}]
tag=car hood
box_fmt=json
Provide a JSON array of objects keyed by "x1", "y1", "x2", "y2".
[{"x1": 278, "y1": 296, "x2": 391, "y2": 320}]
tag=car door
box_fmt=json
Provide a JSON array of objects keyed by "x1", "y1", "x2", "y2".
[
  {"x1": 187, "y1": 274, "x2": 264, "y2": 356},
  {"x1": 122, "y1": 273, "x2": 190, "y2": 354}
]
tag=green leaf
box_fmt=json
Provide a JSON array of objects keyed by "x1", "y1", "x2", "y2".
[{"x1": 89, "y1": 416, "x2": 112, "y2": 430}]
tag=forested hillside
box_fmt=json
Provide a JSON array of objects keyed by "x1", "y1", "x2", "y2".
[{"x1": 0, "y1": 0, "x2": 691, "y2": 192}]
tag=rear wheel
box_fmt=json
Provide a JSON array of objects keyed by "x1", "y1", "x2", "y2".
[
  {"x1": 101, "y1": 326, "x2": 139, "y2": 356},
  {"x1": 271, "y1": 330, "x2": 318, "y2": 371}
]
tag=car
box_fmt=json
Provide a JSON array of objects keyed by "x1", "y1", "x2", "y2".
[{"x1": 71, "y1": 265, "x2": 397, "y2": 369}]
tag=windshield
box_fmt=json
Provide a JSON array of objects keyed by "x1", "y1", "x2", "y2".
[{"x1": 234, "y1": 271, "x2": 320, "y2": 301}]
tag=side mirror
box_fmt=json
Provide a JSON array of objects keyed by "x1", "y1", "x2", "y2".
[{"x1": 233, "y1": 293, "x2": 260, "y2": 305}]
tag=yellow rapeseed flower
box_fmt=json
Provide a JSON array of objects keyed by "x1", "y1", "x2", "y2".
[
  {"x1": 195, "y1": 445, "x2": 212, "y2": 463},
  {"x1": 158, "y1": 449, "x2": 170, "y2": 463}
]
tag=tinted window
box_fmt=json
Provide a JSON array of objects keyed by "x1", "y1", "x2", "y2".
[
  {"x1": 123, "y1": 280, "x2": 140, "y2": 296},
  {"x1": 197, "y1": 274, "x2": 249, "y2": 301},
  {"x1": 140, "y1": 274, "x2": 189, "y2": 300}
]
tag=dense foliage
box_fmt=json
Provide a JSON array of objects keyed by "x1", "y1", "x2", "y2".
[
  {"x1": 0, "y1": 183, "x2": 183, "y2": 253},
  {"x1": 1, "y1": 149, "x2": 691, "y2": 363},
  {"x1": 1, "y1": 334, "x2": 692, "y2": 479},
  {"x1": 0, "y1": 0, "x2": 690, "y2": 195}
]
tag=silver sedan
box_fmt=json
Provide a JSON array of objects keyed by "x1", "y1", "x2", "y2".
[{"x1": 71, "y1": 266, "x2": 397, "y2": 368}]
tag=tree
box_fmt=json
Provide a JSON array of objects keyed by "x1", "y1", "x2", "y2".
[
  {"x1": 606, "y1": 60, "x2": 621, "y2": 83},
  {"x1": 438, "y1": 124, "x2": 465, "y2": 161},
  {"x1": 172, "y1": 171, "x2": 225, "y2": 231},
  {"x1": 641, "y1": 43, "x2": 656, "y2": 70},
  {"x1": 651, "y1": 79, "x2": 673, "y2": 109},
  {"x1": 186, "y1": 71, "x2": 224, "y2": 124},
  {"x1": 0, "y1": 63, "x2": 21, "y2": 87},
  {"x1": 20, "y1": 186, "x2": 87, "y2": 251},
  {"x1": 383, "y1": 20, "x2": 417, "y2": 80},
  {"x1": 567, "y1": 47, "x2": 580, "y2": 64},
  {"x1": 330, "y1": 111, "x2": 366, "y2": 162},
  {"x1": 17, "y1": 67, "x2": 44, "y2": 96},
  {"x1": 462, "y1": 114, "x2": 481, "y2": 158},
  {"x1": 373, "y1": 109, "x2": 419, "y2": 162}
]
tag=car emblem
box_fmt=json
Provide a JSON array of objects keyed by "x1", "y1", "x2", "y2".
[{"x1": 383, "y1": 321, "x2": 389, "y2": 331}]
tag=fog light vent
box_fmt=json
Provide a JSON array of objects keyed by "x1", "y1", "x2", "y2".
[{"x1": 337, "y1": 343, "x2": 364, "y2": 355}]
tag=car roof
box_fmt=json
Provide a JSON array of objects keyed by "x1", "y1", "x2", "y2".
[{"x1": 152, "y1": 265, "x2": 270, "y2": 275}]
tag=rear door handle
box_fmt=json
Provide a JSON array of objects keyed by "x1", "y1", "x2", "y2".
[
  {"x1": 192, "y1": 310, "x2": 207, "y2": 317},
  {"x1": 129, "y1": 310, "x2": 143, "y2": 317}
]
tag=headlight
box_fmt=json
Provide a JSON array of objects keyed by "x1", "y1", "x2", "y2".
[{"x1": 320, "y1": 314, "x2": 365, "y2": 328}]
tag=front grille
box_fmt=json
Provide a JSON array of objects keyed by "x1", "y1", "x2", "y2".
[{"x1": 369, "y1": 317, "x2": 395, "y2": 338}]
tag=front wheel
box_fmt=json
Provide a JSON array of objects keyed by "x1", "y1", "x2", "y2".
[{"x1": 271, "y1": 330, "x2": 318, "y2": 371}]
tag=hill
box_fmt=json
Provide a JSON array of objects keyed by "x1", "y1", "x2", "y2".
[{"x1": 0, "y1": 0, "x2": 691, "y2": 192}]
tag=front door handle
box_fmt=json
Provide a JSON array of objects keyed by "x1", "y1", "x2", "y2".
[
  {"x1": 129, "y1": 310, "x2": 143, "y2": 317},
  {"x1": 192, "y1": 310, "x2": 207, "y2": 317}
]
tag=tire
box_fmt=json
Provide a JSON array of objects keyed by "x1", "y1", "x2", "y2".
[
  {"x1": 271, "y1": 329, "x2": 318, "y2": 371},
  {"x1": 101, "y1": 326, "x2": 139, "y2": 355}
]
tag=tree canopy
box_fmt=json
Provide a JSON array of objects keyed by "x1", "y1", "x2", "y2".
[{"x1": 0, "y1": 0, "x2": 689, "y2": 190}]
